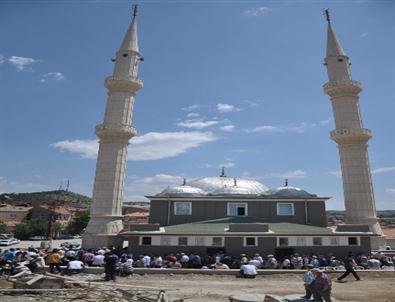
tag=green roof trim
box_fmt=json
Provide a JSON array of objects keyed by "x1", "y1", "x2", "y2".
[{"x1": 124, "y1": 217, "x2": 334, "y2": 236}]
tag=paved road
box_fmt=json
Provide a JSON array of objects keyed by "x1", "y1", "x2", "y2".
[{"x1": 1, "y1": 239, "x2": 82, "y2": 249}]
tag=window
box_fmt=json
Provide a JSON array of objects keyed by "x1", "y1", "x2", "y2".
[
  {"x1": 348, "y1": 237, "x2": 358, "y2": 246},
  {"x1": 195, "y1": 237, "x2": 206, "y2": 246},
  {"x1": 313, "y1": 237, "x2": 322, "y2": 246},
  {"x1": 279, "y1": 237, "x2": 289, "y2": 247},
  {"x1": 277, "y1": 203, "x2": 294, "y2": 216},
  {"x1": 141, "y1": 237, "x2": 152, "y2": 245},
  {"x1": 296, "y1": 237, "x2": 306, "y2": 246},
  {"x1": 245, "y1": 237, "x2": 257, "y2": 246},
  {"x1": 329, "y1": 237, "x2": 339, "y2": 246},
  {"x1": 212, "y1": 237, "x2": 223, "y2": 246},
  {"x1": 174, "y1": 202, "x2": 192, "y2": 215},
  {"x1": 227, "y1": 203, "x2": 247, "y2": 216},
  {"x1": 160, "y1": 237, "x2": 171, "y2": 246},
  {"x1": 178, "y1": 237, "x2": 188, "y2": 246}
]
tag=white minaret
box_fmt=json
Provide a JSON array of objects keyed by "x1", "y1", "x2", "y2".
[
  {"x1": 82, "y1": 5, "x2": 143, "y2": 249},
  {"x1": 322, "y1": 10, "x2": 383, "y2": 249}
]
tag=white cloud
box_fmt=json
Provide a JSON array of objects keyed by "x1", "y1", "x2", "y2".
[
  {"x1": 372, "y1": 166, "x2": 395, "y2": 174},
  {"x1": 329, "y1": 171, "x2": 342, "y2": 177},
  {"x1": 0, "y1": 176, "x2": 50, "y2": 194},
  {"x1": 40, "y1": 72, "x2": 65, "y2": 83},
  {"x1": 216, "y1": 103, "x2": 240, "y2": 113},
  {"x1": 187, "y1": 112, "x2": 200, "y2": 118},
  {"x1": 181, "y1": 104, "x2": 200, "y2": 111},
  {"x1": 245, "y1": 123, "x2": 307, "y2": 134},
  {"x1": 51, "y1": 131, "x2": 216, "y2": 161},
  {"x1": 319, "y1": 118, "x2": 332, "y2": 126},
  {"x1": 360, "y1": 32, "x2": 368, "y2": 38},
  {"x1": 386, "y1": 188, "x2": 395, "y2": 194},
  {"x1": 0, "y1": 54, "x2": 4, "y2": 64},
  {"x1": 51, "y1": 139, "x2": 98, "y2": 159},
  {"x1": 9, "y1": 56, "x2": 37, "y2": 71},
  {"x1": 135, "y1": 174, "x2": 183, "y2": 185},
  {"x1": 177, "y1": 120, "x2": 219, "y2": 129},
  {"x1": 125, "y1": 173, "x2": 185, "y2": 201},
  {"x1": 243, "y1": 6, "x2": 271, "y2": 17},
  {"x1": 242, "y1": 99, "x2": 265, "y2": 108},
  {"x1": 219, "y1": 162, "x2": 236, "y2": 168},
  {"x1": 220, "y1": 125, "x2": 235, "y2": 132},
  {"x1": 270, "y1": 170, "x2": 307, "y2": 179}
]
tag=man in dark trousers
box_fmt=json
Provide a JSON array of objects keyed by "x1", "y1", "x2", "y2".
[
  {"x1": 337, "y1": 252, "x2": 360, "y2": 281},
  {"x1": 104, "y1": 251, "x2": 119, "y2": 281}
]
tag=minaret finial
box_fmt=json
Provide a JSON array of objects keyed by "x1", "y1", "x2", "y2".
[
  {"x1": 234, "y1": 178, "x2": 237, "y2": 186},
  {"x1": 220, "y1": 167, "x2": 226, "y2": 177},
  {"x1": 132, "y1": 4, "x2": 138, "y2": 17},
  {"x1": 324, "y1": 8, "x2": 331, "y2": 24},
  {"x1": 182, "y1": 178, "x2": 186, "y2": 186},
  {"x1": 285, "y1": 179, "x2": 288, "y2": 187}
]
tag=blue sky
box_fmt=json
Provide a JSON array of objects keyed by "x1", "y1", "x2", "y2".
[{"x1": 0, "y1": 0, "x2": 394, "y2": 210}]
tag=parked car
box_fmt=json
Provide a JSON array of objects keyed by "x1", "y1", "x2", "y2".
[
  {"x1": 72, "y1": 235, "x2": 82, "y2": 239},
  {"x1": 58, "y1": 234, "x2": 74, "y2": 240},
  {"x1": 0, "y1": 237, "x2": 20, "y2": 246},
  {"x1": 60, "y1": 241, "x2": 80, "y2": 249},
  {"x1": 28, "y1": 236, "x2": 48, "y2": 241}
]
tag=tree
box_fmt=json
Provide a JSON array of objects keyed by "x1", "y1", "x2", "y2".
[
  {"x1": 66, "y1": 211, "x2": 90, "y2": 235},
  {"x1": 14, "y1": 219, "x2": 49, "y2": 239},
  {"x1": 0, "y1": 220, "x2": 7, "y2": 234},
  {"x1": 14, "y1": 223, "x2": 33, "y2": 240}
]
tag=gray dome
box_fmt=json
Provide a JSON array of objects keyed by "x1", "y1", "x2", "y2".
[
  {"x1": 267, "y1": 186, "x2": 316, "y2": 198},
  {"x1": 211, "y1": 185, "x2": 256, "y2": 195},
  {"x1": 187, "y1": 177, "x2": 269, "y2": 195},
  {"x1": 157, "y1": 185, "x2": 207, "y2": 197}
]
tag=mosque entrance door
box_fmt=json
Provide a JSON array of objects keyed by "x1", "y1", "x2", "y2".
[{"x1": 275, "y1": 247, "x2": 294, "y2": 260}]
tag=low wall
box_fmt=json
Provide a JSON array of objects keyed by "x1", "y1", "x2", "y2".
[{"x1": 36, "y1": 266, "x2": 395, "y2": 276}]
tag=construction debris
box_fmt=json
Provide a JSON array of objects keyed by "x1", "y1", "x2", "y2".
[{"x1": 1, "y1": 273, "x2": 178, "y2": 302}]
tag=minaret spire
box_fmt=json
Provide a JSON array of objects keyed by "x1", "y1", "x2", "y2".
[
  {"x1": 119, "y1": 4, "x2": 140, "y2": 53},
  {"x1": 83, "y1": 7, "x2": 144, "y2": 249},
  {"x1": 322, "y1": 11, "x2": 383, "y2": 249},
  {"x1": 325, "y1": 9, "x2": 346, "y2": 57}
]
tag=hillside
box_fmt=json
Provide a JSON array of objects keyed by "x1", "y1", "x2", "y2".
[{"x1": 0, "y1": 190, "x2": 91, "y2": 208}]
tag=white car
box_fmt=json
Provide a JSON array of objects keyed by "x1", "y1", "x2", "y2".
[{"x1": 0, "y1": 237, "x2": 20, "y2": 246}]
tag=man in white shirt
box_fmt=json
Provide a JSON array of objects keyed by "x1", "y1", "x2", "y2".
[
  {"x1": 239, "y1": 264, "x2": 257, "y2": 278},
  {"x1": 92, "y1": 253, "x2": 105, "y2": 266},
  {"x1": 143, "y1": 254, "x2": 151, "y2": 267},
  {"x1": 66, "y1": 258, "x2": 84, "y2": 274}
]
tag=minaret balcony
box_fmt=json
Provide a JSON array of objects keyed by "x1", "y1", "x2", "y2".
[
  {"x1": 95, "y1": 123, "x2": 137, "y2": 140},
  {"x1": 323, "y1": 80, "x2": 362, "y2": 96},
  {"x1": 104, "y1": 75, "x2": 143, "y2": 91},
  {"x1": 330, "y1": 127, "x2": 372, "y2": 144}
]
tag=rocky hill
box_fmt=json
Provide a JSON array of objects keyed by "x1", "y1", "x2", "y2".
[{"x1": 0, "y1": 190, "x2": 91, "y2": 208}]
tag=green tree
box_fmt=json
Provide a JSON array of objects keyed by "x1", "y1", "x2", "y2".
[
  {"x1": 66, "y1": 211, "x2": 90, "y2": 235},
  {"x1": 14, "y1": 223, "x2": 33, "y2": 239},
  {"x1": 14, "y1": 219, "x2": 49, "y2": 239},
  {"x1": 0, "y1": 220, "x2": 7, "y2": 234}
]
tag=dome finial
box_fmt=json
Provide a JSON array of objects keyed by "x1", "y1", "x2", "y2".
[
  {"x1": 220, "y1": 167, "x2": 226, "y2": 177},
  {"x1": 285, "y1": 179, "x2": 288, "y2": 187},
  {"x1": 182, "y1": 178, "x2": 186, "y2": 186}
]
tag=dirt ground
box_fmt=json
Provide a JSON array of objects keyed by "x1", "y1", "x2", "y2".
[{"x1": 1, "y1": 272, "x2": 394, "y2": 302}]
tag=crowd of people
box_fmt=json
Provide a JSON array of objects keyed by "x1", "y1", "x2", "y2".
[{"x1": 0, "y1": 246, "x2": 394, "y2": 282}]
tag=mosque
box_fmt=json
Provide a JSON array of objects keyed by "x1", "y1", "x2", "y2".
[{"x1": 82, "y1": 7, "x2": 385, "y2": 257}]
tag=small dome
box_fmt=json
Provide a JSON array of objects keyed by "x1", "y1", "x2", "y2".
[
  {"x1": 157, "y1": 185, "x2": 207, "y2": 197},
  {"x1": 187, "y1": 177, "x2": 269, "y2": 195},
  {"x1": 267, "y1": 186, "x2": 316, "y2": 198}
]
